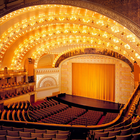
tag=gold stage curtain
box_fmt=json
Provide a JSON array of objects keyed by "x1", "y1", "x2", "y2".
[{"x1": 72, "y1": 63, "x2": 115, "y2": 101}]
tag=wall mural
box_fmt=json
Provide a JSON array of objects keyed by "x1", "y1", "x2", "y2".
[{"x1": 55, "y1": 48, "x2": 134, "y2": 71}]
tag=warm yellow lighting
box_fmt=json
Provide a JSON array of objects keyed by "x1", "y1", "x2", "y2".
[
  {"x1": 127, "y1": 34, "x2": 136, "y2": 42},
  {"x1": 135, "y1": 53, "x2": 138, "y2": 57},
  {"x1": 91, "y1": 32, "x2": 97, "y2": 35},
  {"x1": 106, "y1": 42, "x2": 110, "y2": 47},
  {"x1": 111, "y1": 26, "x2": 119, "y2": 33},
  {"x1": 113, "y1": 38, "x2": 119, "y2": 43},
  {"x1": 131, "y1": 57, "x2": 134, "y2": 60},
  {"x1": 114, "y1": 46, "x2": 119, "y2": 50},
  {"x1": 123, "y1": 51, "x2": 126, "y2": 54},
  {"x1": 0, "y1": 4, "x2": 139, "y2": 68},
  {"x1": 22, "y1": 19, "x2": 27, "y2": 24},
  {"x1": 96, "y1": 20, "x2": 104, "y2": 26},
  {"x1": 30, "y1": 21, "x2": 36, "y2": 26},
  {"x1": 124, "y1": 44, "x2": 130, "y2": 49}
]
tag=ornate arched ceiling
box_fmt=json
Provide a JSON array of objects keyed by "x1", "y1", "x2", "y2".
[{"x1": 0, "y1": 1, "x2": 140, "y2": 70}]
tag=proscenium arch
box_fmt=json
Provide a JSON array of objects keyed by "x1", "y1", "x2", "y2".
[
  {"x1": 52, "y1": 47, "x2": 134, "y2": 71},
  {"x1": 34, "y1": 40, "x2": 133, "y2": 69},
  {"x1": 1, "y1": 1, "x2": 140, "y2": 69}
]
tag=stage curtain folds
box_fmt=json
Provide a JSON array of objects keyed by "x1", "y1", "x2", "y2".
[{"x1": 72, "y1": 63, "x2": 115, "y2": 102}]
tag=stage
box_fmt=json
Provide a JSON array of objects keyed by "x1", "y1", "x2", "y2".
[{"x1": 56, "y1": 94, "x2": 122, "y2": 113}]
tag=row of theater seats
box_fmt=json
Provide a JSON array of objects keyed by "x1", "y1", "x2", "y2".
[
  {"x1": 0, "y1": 101, "x2": 31, "y2": 121},
  {"x1": 70, "y1": 110, "x2": 103, "y2": 125},
  {"x1": 0, "y1": 96, "x2": 119, "y2": 127},
  {"x1": 102, "y1": 113, "x2": 118, "y2": 124},
  {"x1": 29, "y1": 98, "x2": 59, "y2": 110},
  {"x1": 0, "y1": 96, "x2": 119, "y2": 126},
  {"x1": 28, "y1": 98, "x2": 119, "y2": 126},
  {"x1": 0, "y1": 125, "x2": 70, "y2": 140},
  {"x1": 41, "y1": 106, "x2": 86, "y2": 124},
  {"x1": 28, "y1": 98, "x2": 69, "y2": 122},
  {"x1": 0, "y1": 82, "x2": 28, "y2": 89},
  {"x1": 88, "y1": 116, "x2": 140, "y2": 140},
  {"x1": 0, "y1": 89, "x2": 33, "y2": 100},
  {"x1": 5, "y1": 101, "x2": 30, "y2": 110},
  {"x1": 29, "y1": 103, "x2": 69, "y2": 122}
]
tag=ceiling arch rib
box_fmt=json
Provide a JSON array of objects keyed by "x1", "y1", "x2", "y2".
[
  {"x1": 8, "y1": 22, "x2": 140, "y2": 69},
  {"x1": 30, "y1": 36, "x2": 134, "y2": 69},
  {"x1": 0, "y1": 5, "x2": 140, "y2": 69},
  {"x1": 11, "y1": 25, "x2": 133, "y2": 58},
  {"x1": 1, "y1": 13, "x2": 139, "y2": 57},
  {"x1": 11, "y1": 29, "x2": 136, "y2": 69}
]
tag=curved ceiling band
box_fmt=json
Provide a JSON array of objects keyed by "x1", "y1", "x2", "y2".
[
  {"x1": 52, "y1": 48, "x2": 134, "y2": 71},
  {"x1": 0, "y1": 1, "x2": 140, "y2": 69}
]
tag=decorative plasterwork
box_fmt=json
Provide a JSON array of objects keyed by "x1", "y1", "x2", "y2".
[
  {"x1": 53, "y1": 48, "x2": 134, "y2": 71},
  {"x1": 38, "y1": 76, "x2": 57, "y2": 88},
  {"x1": 35, "y1": 68, "x2": 59, "y2": 88},
  {"x1": 36, "y1": 68, "x2": 59, "y2": 75}
]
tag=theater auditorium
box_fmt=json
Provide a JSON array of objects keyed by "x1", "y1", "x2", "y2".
[{"x1": 0, "y1": 0, "x2": 140, "y2": 140}]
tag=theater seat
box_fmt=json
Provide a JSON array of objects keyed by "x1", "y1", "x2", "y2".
[
  {"x1": 0, "y1": 135, "x2": 6, "y2": 140},
  {"x1": 132, "y1": 132, "x2": 140, "y2": 140},
  {"x1": 19, "y1": 132, "x2": 31, "y2": 137},
  {"x1": 116, "y1": 134, "x2": 132, "y2": 140},
  {"x1": 6, "y1": 136, "x2": 21, "y2": 140},
  {"x1": 131, "y1": 125, "x2": 140, "y2": 134},
  {"x1": 7, "y1": 130, "x2": 19, "y2": 137},
  {"x1": 108, "y1": 130, "x2": 121, "y2": 137},
  {"x1": 57, "y1": 130, "x2": 70, "y2": 135},
  {"x1": 56, "y1": 134, "x2": 68, "y2": 139},
  {"x1": 2, "y1": 126, "x2": 12, "y2": 131},
  {"x1": 13, "y1": 127, "x2": 24, "y2": 131},
  {"x1": 0, "y1": 130, "x2": 7, "y2": 135},
  {"x1": 120, "y1": 128, "x2": 132, "y2": 135},
  {"x1": 94, "y1": 132, "x2": 108, "y2": 140},
  {"x1": 100, "y1": 136, "x2": 116, "y2": 140},
  {"x1": 43, "y1": 134, "x2": 56, "y2": 138},
  {"x1": 31, "y1": 133, "x2": 43, "y2": 138}
]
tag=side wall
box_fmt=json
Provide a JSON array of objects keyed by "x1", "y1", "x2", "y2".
[
  {"x1": 60, "y1": 54, "x2": 134, "y2": 104},
  {"x1": 35, "y1": 68, "x2": 60, "y2": 100}
]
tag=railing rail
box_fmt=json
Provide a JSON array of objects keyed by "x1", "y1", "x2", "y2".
[
  {"x1": 122, "y1": 83, "x2": 140, "y2": 115},
  {"x1": 0, "y1": 83, "x2": 138, "y2": 130}
]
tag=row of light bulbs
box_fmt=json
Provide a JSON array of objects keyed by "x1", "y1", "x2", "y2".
[
  {"x1": 0, "y1": 5, "x2": 139, "y2": 69},
  {"x1": 0, "y1": 10, "x2": 138, "y2": 57},
  {"x1": 10, "y1": 24, "x2": 137, "y2": 69},
  {"x1": 30, "y1": 37, "x2": 133, "y2": 69},
  {"x1": 0, "y1": 5, "x2": 113, "y2": 25}
]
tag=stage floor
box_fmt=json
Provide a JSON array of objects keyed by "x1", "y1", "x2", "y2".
[{"x1": 57, "y1": 94, "x2": 121, "y2": 112}]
